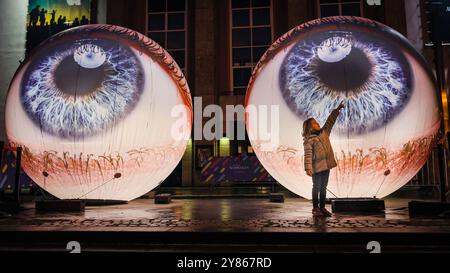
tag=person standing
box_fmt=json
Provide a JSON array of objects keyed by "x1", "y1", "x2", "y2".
[{"x1": 302, "y1": 101, "x2": 345, "y2": 217}]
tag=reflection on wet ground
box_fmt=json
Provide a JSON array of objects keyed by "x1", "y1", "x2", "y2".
[{"x1": 1, "y1": 197, "x2": 449, "y2": 233}]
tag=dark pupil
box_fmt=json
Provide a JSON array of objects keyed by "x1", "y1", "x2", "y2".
[
  {"x1": 54, "y1": 55, "x2": 107, "y2": 96},
  {"x1": 315, "y1": 47, "x2": 371, "y2": 91}
]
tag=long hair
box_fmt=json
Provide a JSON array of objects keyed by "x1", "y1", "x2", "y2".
[{"x1": 302, "y1": 118, "x2": 315, "y2": 138}]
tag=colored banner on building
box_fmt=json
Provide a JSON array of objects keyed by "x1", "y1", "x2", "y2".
[
  {"x1": 0, "y1": 150, "x2": 33, "y2": 194},
  {"x1": 26, "y1": 0, "x2": 91, "y2": 53},
  {"x1": 200, "y1": 155, "x2": 274, "y2": 183}
]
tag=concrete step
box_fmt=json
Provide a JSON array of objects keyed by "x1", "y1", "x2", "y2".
[{"x1": 1, "y1": 230, "x2": 450, "y2": 253}]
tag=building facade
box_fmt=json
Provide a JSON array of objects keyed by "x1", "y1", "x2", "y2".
[{"x1": 0, "y1": 0, "x2": 448, "y2": 189}]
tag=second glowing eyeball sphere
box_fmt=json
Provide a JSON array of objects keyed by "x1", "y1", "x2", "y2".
[
  {"x1": 5, "y1": 25, "x2": 192, "y2": 201},
  {"x1": 246, "y1": 17, "x2": 440, "y2": 199}
]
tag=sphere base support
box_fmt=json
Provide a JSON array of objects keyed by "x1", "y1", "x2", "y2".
[
  {"x1": 409, "y1": 200, "x2": 450, "y2": 217},
  {"x1": 331, "y1": 198, "x2": 385, "y2": 213},
  {"x1": 155, "y1": 193, "x2": 172, "y2": 204},
  {"x1": 269, "y1": 193, "x2": 285, "y2": 203},
  {"x1": 35, "y1": 199, "x2": 85, "y2": 212}
]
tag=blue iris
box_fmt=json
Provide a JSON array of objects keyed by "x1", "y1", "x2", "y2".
[
  {"x1": 279, "y1": 30, "x2": 412, "y2": 135},
  {"x1": 21, "y1": 38, "x2": 144, "y2": 138}
]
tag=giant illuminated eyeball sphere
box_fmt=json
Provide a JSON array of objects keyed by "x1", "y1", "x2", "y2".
[
  {"x1": 246, "y1": 17, "x2": 440, "y2": 199},
  {"x1": 5, "y1": 25, "x2": 192, "y2": 201}
]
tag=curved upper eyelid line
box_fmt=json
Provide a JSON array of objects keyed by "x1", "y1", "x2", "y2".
[
  {"x1": 21, "y1": 42, "x2": 143, "y2": 139},
  {"x1": 52, "y1": 25, "x2": 191, "y2": 105},
  {"x1": 279, "y1": 32, "x2": 412, "y2": 135},
  {"x1": 19, "y1": 25, "x2": 193, "y2": 139}
]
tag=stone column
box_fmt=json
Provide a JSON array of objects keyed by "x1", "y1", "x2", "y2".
[{"x1": 0, "y1": 0, "x2": 27, "y2": 142}]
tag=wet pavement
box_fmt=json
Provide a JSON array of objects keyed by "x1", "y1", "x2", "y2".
[
  {"x1": 1, "y1": 197, "x2": 450, "y2": 252},
  {"x1": 0, "y1": 197, "x2": 449, "y2": 233}
]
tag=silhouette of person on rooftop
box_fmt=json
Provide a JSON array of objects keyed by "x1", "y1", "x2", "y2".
[
  {"x1": 38, "y1": 8, "x2": 47, "y2": 27},
  {"x1": 50, "y1": 10, "x2": 57, "y2": 25},
  {"x1": 72, "y1": 17, "x2": 80, "y2": 27},
  {"x1": 80, "y1": 15, "x2": 89, "y2": 25},
  {"x1": 29, "y1": 5, "x2": 40, "y2": 27}
]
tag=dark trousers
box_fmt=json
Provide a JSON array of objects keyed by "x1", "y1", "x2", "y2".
[{"x1": 312, "y1": 170, "x2": 330, "y2": 209}]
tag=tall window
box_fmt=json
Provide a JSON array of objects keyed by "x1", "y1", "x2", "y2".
[
  {"x1": 147, "y1": 0, "x2": 187, "y2": 74},
  {"x1": 230, "y1": 0, "x2": 273, "y2": 95},
  {"x1": 319, "y1": 0, "x2": 362, "y2": 17}
]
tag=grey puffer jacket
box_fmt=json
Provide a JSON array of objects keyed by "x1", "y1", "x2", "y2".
[{"x1": 303, "y1": 108, "x2": 341, "y2": 174}]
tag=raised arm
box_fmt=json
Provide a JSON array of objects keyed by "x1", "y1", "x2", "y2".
[{"x1": 322, "y1": 101, "x2": 344, "y2": 135}]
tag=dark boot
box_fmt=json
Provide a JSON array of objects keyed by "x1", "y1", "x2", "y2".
[
  {"x1": 321, "y1": 207, "x2": 332, "y2": 217},
  {"x1": 312, "y1": 207, "x2": 323, "y2": 217}
]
